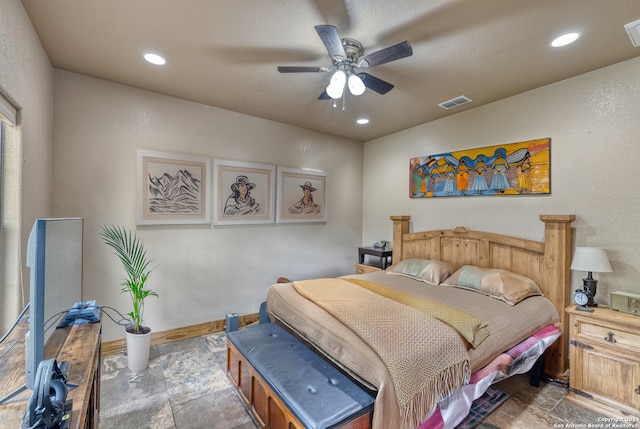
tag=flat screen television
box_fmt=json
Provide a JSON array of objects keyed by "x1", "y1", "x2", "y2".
[{"x1": 24, "y1": 218, "x2": 83, "y2": 390}]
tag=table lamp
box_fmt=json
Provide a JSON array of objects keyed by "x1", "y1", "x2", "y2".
[{"x1": 570, "y1": 247, "x2": 612, "y2": 307}]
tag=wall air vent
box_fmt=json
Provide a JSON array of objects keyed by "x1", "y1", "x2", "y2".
[
  {"x1": 625, "y1": 18, "x2": 640, "y2": 47},
  {"x1": 438, "y1": 95, "x2": 472, "y2": 110}
]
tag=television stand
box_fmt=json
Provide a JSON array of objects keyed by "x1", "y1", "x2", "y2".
[
  {"x1": 0, "y1": 361, "x2": 74, "y2": 406},
  {"x1": 0, "y1": 319, "x2": 101, "y2": 429}
]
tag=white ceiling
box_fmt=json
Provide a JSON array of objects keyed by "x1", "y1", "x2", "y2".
[{"x1": 21, "y1": 0, "x2": 640, "y2": 142}]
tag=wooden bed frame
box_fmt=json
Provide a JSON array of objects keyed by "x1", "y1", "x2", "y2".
[
  {"x1": 226, "y1": 214, "x2": 575, "y2": 429},
  {"x1": 390, "y1": 214, "x2": 575, "y2": 378}
]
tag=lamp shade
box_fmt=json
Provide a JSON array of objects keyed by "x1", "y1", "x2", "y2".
[
  {"x1": 570, "y1": 247, "x2": 612, "y2": 273},
  {"x1": 326, "y1": 70, "x2": 346, "y2": 99},
  {"x1": 348, "y1": 74, "x2": 365, "y2": 96}
]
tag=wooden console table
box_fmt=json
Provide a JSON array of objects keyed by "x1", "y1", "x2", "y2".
[{"x1": 0, "y1": 319, "x2": 102, "y2": 429}]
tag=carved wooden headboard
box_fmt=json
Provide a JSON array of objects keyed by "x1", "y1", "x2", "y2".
[{"x1": 390, "y1": 214, "x2": 575, "y2": 377}]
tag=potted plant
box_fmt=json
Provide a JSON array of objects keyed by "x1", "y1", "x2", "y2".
[{"x1": 100, "y1": 225, "x2": 158, "y2": 371}]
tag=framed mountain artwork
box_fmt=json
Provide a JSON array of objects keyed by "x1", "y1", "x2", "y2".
[{"x1": 137, "y1": 150, "x2": 211, "y2": 225}]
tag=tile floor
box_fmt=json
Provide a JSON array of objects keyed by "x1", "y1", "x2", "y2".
[
  {"x1": 99, "y1": 332, "x2": 612, "y2": 429},
  {"x1": 100, "y1": 333, "x2": 255, "y2": 429}
]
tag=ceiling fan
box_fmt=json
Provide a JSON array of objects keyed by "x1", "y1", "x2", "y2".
[{"x1": 277, "y1": 25, "x2": 413, "y2": 100}]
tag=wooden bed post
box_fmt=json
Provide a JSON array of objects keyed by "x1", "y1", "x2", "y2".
[
  {"x1": 540, "y1": 214, "x2": 576, "y2": 378},
  {"x1": 390, "y1": 216, "x2": 410, "y2": 266}
]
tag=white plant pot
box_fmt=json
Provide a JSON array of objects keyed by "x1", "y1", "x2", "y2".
[{"x1": 125, "y1": 327, "x2": 152, "y2": 372}]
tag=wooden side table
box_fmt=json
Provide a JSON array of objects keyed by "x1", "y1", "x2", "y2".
[
  {"x1": 358, "y1": 246, "x2": 393, "y2": 270},
  {"x1": 565, "y1": 305, "x2": 640, "y2": 418}
]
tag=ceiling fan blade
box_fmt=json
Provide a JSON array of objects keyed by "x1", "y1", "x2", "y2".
[
  {"x1": 315, "y1": 25, "x2": 347, "y2": 62},
  {"x1": 277, "y1": 66, "x2": 329, "y2": 73},
  {"x1": 311, "y1": 0, "x2": 351, "y2": 32},
  {"x1": 318, "y1": 90, "x2": 331, "y2": 100},
  {"x1": 359, "y1": 72, "x2": 394, "y2": 94},
  {"x1": 357, "y1": 40, "x2": 413, "y2": 68}
]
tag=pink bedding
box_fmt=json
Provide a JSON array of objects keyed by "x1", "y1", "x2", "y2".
[{"x1": 420, "y1": 324, "x2": 561, "y2": 429}]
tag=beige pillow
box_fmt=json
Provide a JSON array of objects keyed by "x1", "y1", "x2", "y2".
[
  {"x1": 387, "y1": 258, "x2": 453, "y2": 285},
  {"x1": 442, "y1": 265, "x2": 542, "y2": 305}
]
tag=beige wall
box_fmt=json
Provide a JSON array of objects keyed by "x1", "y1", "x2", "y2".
[
  {"x1": 52, "y1": 71, "x2": 363, "y2": 342},
  {"x1": 5, "y1": 0, "x2": 640, "y2": 343},
  {"x1": 0, "y1": 0, "x2": 54, "y2": 332},
  {"x1": 363, "y1": 56, "x2": 640, "y2": 304}
]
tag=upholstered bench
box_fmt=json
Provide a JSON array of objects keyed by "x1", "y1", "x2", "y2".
[{"x1": 226, "y1": 322, "x2": 374, "y2": 429}]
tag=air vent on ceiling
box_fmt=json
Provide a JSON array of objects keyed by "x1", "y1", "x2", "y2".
[
  {"x1": 625, "y1": 18, "x2": 640, "y2": 47},
  {"x1": 438, "y1": 95, "x2": 472, "y2": 110}
]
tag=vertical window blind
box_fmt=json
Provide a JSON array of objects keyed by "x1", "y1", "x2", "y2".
[{"x1": 0, "y1": 92, "x2": 17, "y2": 125}]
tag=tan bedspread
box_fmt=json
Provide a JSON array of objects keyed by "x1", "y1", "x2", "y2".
[
  {"x1": 293, "y1": 278, "x2": 471, "y2": 429},
  {"x1": 343, "y1": 277, "x2": 489, "y2": 348},
  {"x1": 266, "y1": 270, "x2": 559, "y2": 429}
]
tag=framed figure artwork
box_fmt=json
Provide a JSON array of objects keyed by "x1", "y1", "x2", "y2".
[
  {"x1": 137, "y1": 150, "x2": 211, "y2": 225},
  {"x1": 213, "y1": 159, "x2": 276, "y2": 225},
  {"x1": 410, "y1": 138, "x2": 550, "y2": 198},
  {"x1": 276, "y1": 167, "x2": 327, "y2": 223}
]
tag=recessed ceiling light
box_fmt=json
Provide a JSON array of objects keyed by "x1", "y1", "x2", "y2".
[
  {"x1": 356, "y1": 118, "x2": 369, "y2": 125},
  {"x1": 143, "y1": 53, "x2": 166, "y2": 65},
  {"x1": 550, "y1": 32, "x2": 581, "y2": 48}
]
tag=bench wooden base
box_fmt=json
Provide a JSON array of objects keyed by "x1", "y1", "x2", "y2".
[{"x1": 226, "y1": 330, "x2": 372, "y2": 429}]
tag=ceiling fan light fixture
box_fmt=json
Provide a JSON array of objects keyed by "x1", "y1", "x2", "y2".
[
  {"x1": 326, "y1": 84, "x2": 343, "y2": 99},
  {"x1": 326, "y1": 70, "x2": 346, "y2": 99},
  {"x1": 550, "y1": 32, "x2": 581, "y2": 47},
  {"x1": 348, "y1": 74, "x2": 365, "y2": 96}
]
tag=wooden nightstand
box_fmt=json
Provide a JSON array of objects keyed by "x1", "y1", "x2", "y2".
[
  {"x1": 355, "y1": 263, "x2": 382, "y2": 274},
  {"x1": 566, "y1": 305, "x2": 640, "y2": 418},
  {"x1": 358, "y1": 246, "x2": 392, "y2": 269},
  {"x1": 356, "y1": 246, "x2": 392, "y2": 274}
]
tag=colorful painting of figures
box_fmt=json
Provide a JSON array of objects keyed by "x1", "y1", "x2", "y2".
[{"x1": 410, "y1": 138, "x2": 550, "y2": 198}]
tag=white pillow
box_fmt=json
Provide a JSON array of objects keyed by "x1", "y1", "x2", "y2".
[
  {"x1": 387, "y1": 258, "x2": 453, "y2": 285},
  {"x1": 442, "y1": 265, "x2": 543, "y2": 305}
]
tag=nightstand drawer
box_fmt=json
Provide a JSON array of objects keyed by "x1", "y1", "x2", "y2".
[{"x1": 576, "y1": 320, "x2": 640, "y2": 353}]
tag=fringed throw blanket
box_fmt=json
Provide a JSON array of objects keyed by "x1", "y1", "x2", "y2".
[
  {"x1": 344, "y1": 278, "x2": 489, "y2": 348},
  {"x1": 293, "y1": 278, "x2": 475, "y2": 429}
]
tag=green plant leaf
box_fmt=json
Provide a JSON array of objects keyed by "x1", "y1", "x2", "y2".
[{"x1": 100, "y1": 225, "x2": 158, "y2": 334}]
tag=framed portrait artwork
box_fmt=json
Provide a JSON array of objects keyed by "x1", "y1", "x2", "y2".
[
  {"x1": 137, "y1": 150, "x2": 211, "y2": 225},
  {"x1": 213, "y1": 159, "x2": 276, "y2": 225},
  {"x1": 410, "y1": 138, "x2": 550, "y2": 198},
  {"x1": 276, "y1": 167, "x2": 327, "y2": 223}
]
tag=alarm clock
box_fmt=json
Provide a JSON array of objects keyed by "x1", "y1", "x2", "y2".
[
  {"x1": 573, "y1": 288, "x2": 595, "y2": 312},
  {"x1": 573, "y1": 289, "x2": 589, "y2": 306}
]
